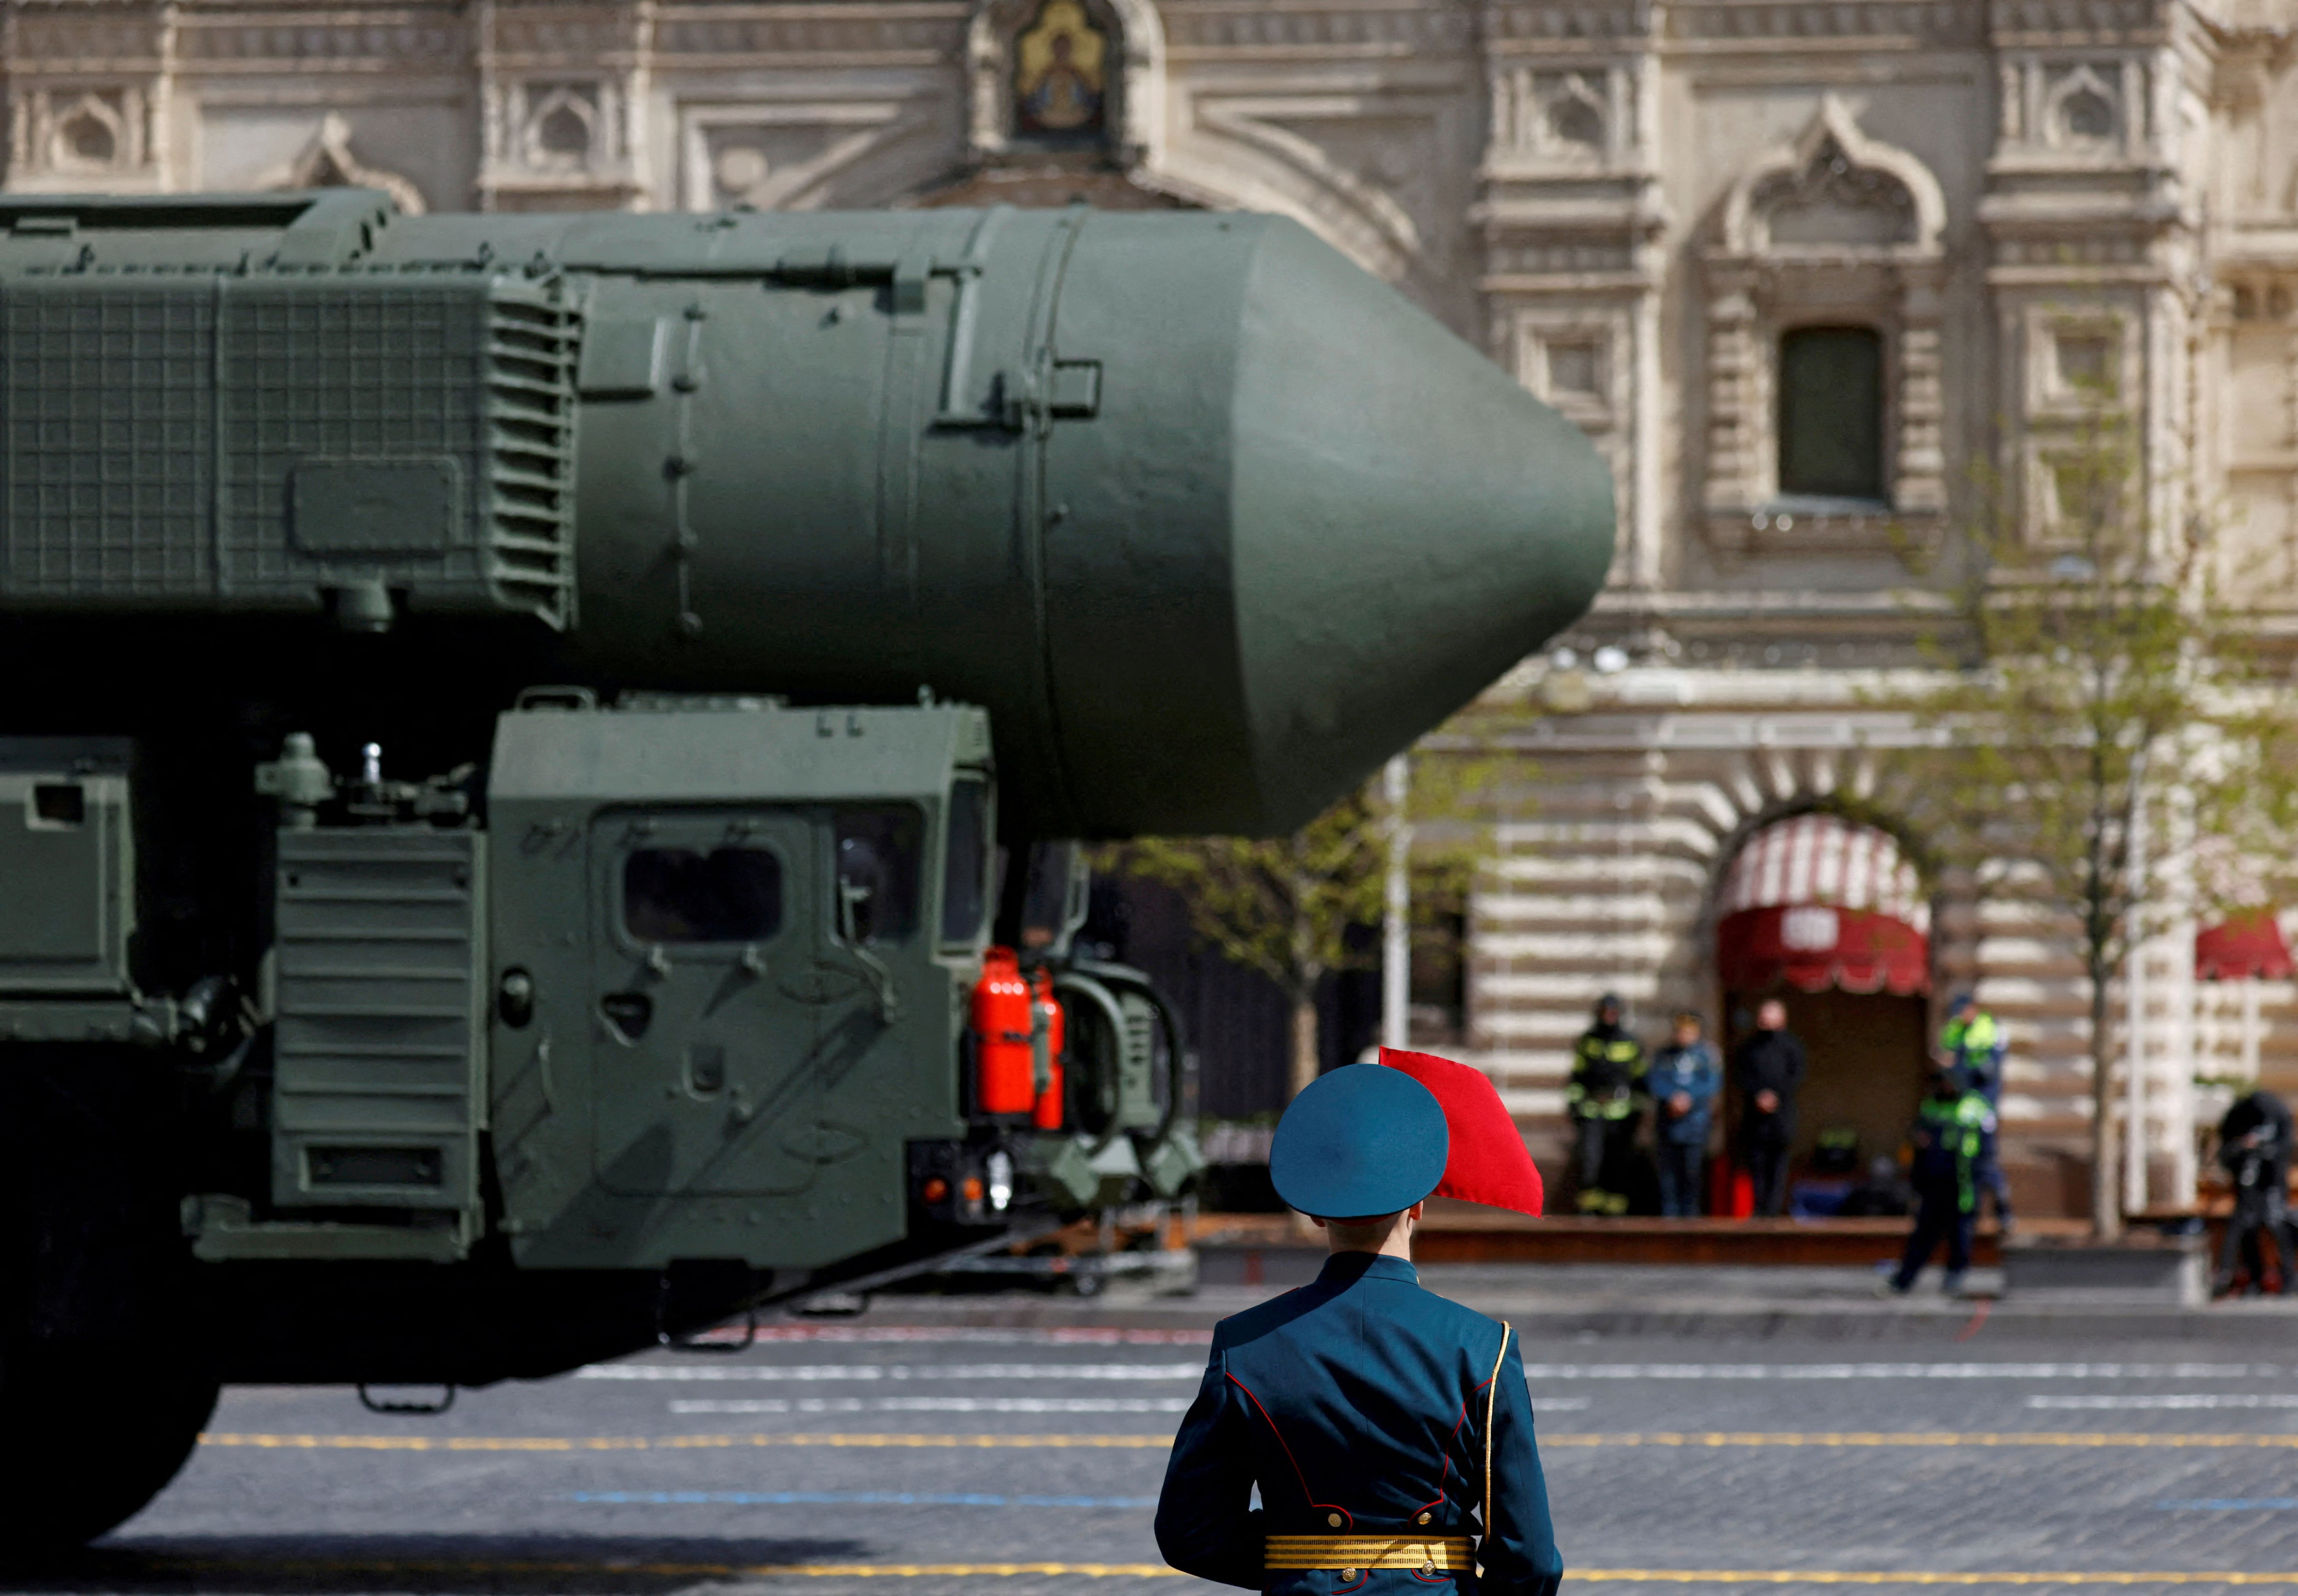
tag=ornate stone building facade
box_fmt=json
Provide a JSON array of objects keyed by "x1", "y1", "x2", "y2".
[{"x1": 9, "y1": 0, "x2": 2298, "y2": 1213}]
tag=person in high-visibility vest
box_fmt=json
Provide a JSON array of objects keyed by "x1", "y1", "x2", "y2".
[
  {"x1": 1566, "y1": 993, "x2": 1647, "y2": 1215},
  {"x1": 1939, "y1": 993, "x2": 2014, "y2": 1235},
  {"x1": 1882, "y1": 1066, "x2": 1995, "y2": 1297}
]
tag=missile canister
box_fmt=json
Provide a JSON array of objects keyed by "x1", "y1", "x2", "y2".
[{"x1": 0, "y1": 190, "x2": 1612, "y2": 837}]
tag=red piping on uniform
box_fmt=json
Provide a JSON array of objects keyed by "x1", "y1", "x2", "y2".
[
  {"x1": 1408, "y1": 1400, "x2": 1471, "y2": 1520},
  {"x1": 1228, "y1": 1372, "x2": 1352, "y2": 1530}
]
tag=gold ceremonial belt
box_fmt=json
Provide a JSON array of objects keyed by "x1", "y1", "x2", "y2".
[{"x1": 1264, "y1": 1535, "x2": 1474, "y2": 1572}]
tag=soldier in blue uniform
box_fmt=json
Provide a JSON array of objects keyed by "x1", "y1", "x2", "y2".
[{"x1": 1156, "y1": 1063, "x2": 1562, "y2": 1594}]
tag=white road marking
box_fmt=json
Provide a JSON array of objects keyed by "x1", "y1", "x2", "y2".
[
  {"x1": 1518, "y1": 1363, "x2": 2276, "y2": 1382},
  {"x1": 667, "y1": 1397, "x2": 1195, "y2": 1415},
  {"x1": 662, "y1": 1394, "x2": 1593, "y2": 1417},
  {"x1": 2027, "y1": 1394, "x2": 2298, "y2": 1410},
  {"x1": 687, "y1": 1327, "x2": 1211, "y2": 1346},
  {"x1": 577, "y1": 1363, "x2": 1207, "y2": 1383}
]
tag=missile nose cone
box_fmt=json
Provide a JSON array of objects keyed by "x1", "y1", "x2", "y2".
[
  {"x1": 1228, "y1": 223, "x2": 1615, "y2": 830},
  {"x1": 1042, "y1": 214, "x2": 1614, "y2": 836}
]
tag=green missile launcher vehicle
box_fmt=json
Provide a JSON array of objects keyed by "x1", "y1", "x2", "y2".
[{"x1": 0, "y1": 189, "x2": 1612, "y2": 1547}]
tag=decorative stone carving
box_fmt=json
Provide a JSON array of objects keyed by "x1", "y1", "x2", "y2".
[
  {"x1": 1477, "y1": 3, "x2": 1664, "y2": 589},
  {"x1": 1177, "y1": 97, "x2": 1428, "y2": 281},
  {"x1": 1487, "y1": 65, "x2": 1631, "y2": 169},
  {"x1": 520, "y1": 82, "x2": 608, "y2": 173},
  {"x1": 10, "y1": 7, "x2": 166, "y2": 68},
  {"x1": 1484, "y1": 0, "x2": 1655, "y2": 51},
  {"x1": 1989, "y1": 0, "x2": 2164, "y2": 47},
  {"x1": 2046, "y1": 63, "x2": 2120, "y2": 147},
  {"x1": 653, "y1": 12, "x2": 968, "y2": 59},
  {"x1": 268, "y1": 113, "x2": 429, "y2": 215},
  {"x1": 1994, "y1": 57, "x2": 2148, "y2": 160},
  {"x1": 48, "y1": 91, "x2": 131, "y2": 175},
  {"x1": 1160, "y1": 5, "x2": 1470, "y2": 56},
  {"x1": 1702, "y1": 96, "x2": 1951, "y2": 553},
  {"x1": 9, "y1": 86, "x2": 150, "y2": 181},
  {"x1": 679, "y1": 102, "x2": 943, "y2": 212},
  {"x1": 1667, "y1": 0, "x2": 1986, "y2": 48},
  {"x1": 490, "y1": 6, "x2": 636, "y2": 61},
  {"x1": 474, "y1": 2, "x2": 650, "y2": 212},
  {"x1": 2023, "y1": 307, "x2": 2134, "y2": 415},
  {"x1": 1720, "y1": 97, "x2": 1945, "y2": 259},
  {"x1": 483, "y1": 74, "x2": 640, "y2": 211},
  {"x1": 2229, "y1": 279, "x2": 2298, "y2": 324},
  {"x1": 174, "y1": 16, "x2": 465, "y2": 66}
]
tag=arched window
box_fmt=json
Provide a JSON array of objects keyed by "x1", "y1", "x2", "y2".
[
  {"x1": 1777, "y1": 326, "x2": 1884, "y2": 502},
  {"x1": 1701, "y1": 99, "x2": 1949, "y2": 550}
]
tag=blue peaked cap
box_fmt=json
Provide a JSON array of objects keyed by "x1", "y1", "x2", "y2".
[{"x1": 1268, "y1": 1062, "x2": 1450, "y2": 1219}]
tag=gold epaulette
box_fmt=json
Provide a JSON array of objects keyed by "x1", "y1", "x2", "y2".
[{"x1": 1263, "y1": 1535, "x2": 1474, "y2": 1573}]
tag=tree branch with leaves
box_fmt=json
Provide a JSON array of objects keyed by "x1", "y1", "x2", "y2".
[
  {"x1": 1103, "y1": 750, "x2": 1502, "y2": 1106},
  {"x1": 1892, "y1": 397, "x2": 2298, "y2": 1238}
]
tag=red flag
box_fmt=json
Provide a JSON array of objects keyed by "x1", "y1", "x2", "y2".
[{"x1": 1379, "y1": 1047, "x2": 1544, "y2": 1218}]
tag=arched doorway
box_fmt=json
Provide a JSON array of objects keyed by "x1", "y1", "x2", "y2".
[{"x1": 1715, "y1": 813, "x2": 1930, "y2": 1215}]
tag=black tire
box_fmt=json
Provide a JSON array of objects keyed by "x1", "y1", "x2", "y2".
[{"x1": 0, "y1": 1339, "x2": 219, "y2": 1554}]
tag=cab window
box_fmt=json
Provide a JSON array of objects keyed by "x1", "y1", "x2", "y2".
[
  {"x1": 939, "y1": 779, "x2": 992, "y2": 945},
  {"x1": 624, "y1": 847, "x2": 783, "y2": 943},
  {"x1": 835, "y1": 805, "x2": 922, "y2": 944}
]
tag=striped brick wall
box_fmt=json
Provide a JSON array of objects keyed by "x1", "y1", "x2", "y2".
[{"x1": 1445, "y1": 665, "x2": 2218, "y2": 1216}]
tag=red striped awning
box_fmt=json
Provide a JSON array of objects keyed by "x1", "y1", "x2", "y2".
[
  {"x1": 1717, "y1": 815, "x2": 1930, "y2": 995},
  {"x1": 1717, "y1": 812, "x2": 1928, "y2": 932},
  {"x1": 2196, "y1": 910, "x2": 2294, "y2": 982},
  {"x1": 1717, "y1": 904, "x2": 1930, "y2": 996}
]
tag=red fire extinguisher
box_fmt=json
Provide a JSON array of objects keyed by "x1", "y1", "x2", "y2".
[{"x1": 971, "y1": 948, "x2": 1064, "y2": 1128}]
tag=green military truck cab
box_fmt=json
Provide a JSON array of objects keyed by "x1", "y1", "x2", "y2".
[
  {"x1": 487, "y1": 694, "x2": 997, "y2": 1271},
  {"x1": 178, "y1": 696, "x2": 1190, "y2": 1282}
]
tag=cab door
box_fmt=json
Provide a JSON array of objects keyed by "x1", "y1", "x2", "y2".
[{"x1": 589, "y1": 807, "x2": 825, "y2": 1197}]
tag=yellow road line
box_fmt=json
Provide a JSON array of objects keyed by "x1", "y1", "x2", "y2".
[
  {"x1": 1578, "y1": 1575, "x2": 2298, "y2": 1587},
  {"x1": 201, "y1": 1430, "x2": 2298, "y2": 1454},
  {"x1": 130, "y1": 1559, "x2": 1180, "y2": 1579},
  {"x1": 101, "y1": 1562, "x2": 2298, "y2": 1585},
  {"x1": 199, "y1": 1431, "x2": 1171, "y2": 1452}
]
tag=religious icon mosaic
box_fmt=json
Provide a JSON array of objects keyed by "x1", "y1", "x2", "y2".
[{"x1": 1013, "y1": 0, "x2": 1107, "y2": 138}]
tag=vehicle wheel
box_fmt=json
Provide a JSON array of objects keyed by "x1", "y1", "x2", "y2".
[{"x1": 0, "y1": 1339, "x2": 219, "y2": 1554}]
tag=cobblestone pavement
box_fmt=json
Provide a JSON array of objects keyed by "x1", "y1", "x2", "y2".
[{"x1": 21, "y1": 1301, "x2": 2298, "y2": 1595}]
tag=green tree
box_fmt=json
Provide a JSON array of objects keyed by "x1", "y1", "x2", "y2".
[
  {"x1": 1894, "y1": 398, "x2": 2298, "y2": 1238},
  {"x1": 1106, "y1": 751, "x2": 1499, "y2": 1105}
]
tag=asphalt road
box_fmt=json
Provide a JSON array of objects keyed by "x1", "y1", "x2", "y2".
[{"x1": 20, "y1": 1294, "x2": 2298, "y2": 1595}]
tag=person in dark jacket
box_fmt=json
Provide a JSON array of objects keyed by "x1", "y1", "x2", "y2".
[
  {"x1": 1156, "y1": 1063, "x2": 1562, "y2": 1595},
  {"x1": 1646, "y1": 1011, "x2": 1719, "y2": 1218},
  {"x1": 1730, "y1": 998, "x2": 1806, "y2": 1217},
  {"x1": 1565, "y1": 992, "x2": 1647, "y2": 1215},
  {"x1": 2214, "y1": 1086, "x2": 2296, "y2": 1298},
  {"x1": 1884, "y1": 1067, "x2": 1994, "y2": 1296}
]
